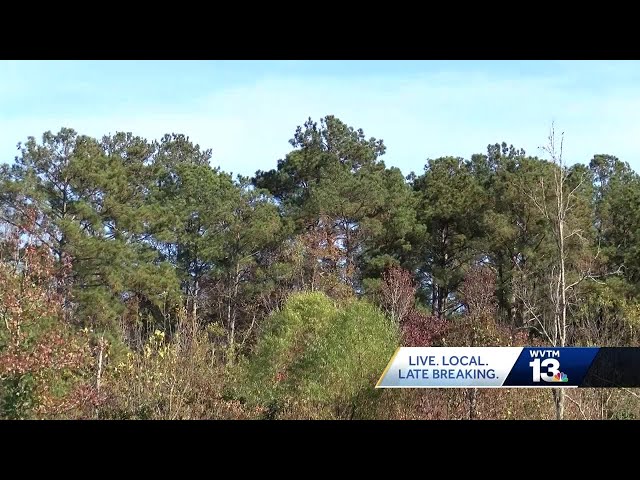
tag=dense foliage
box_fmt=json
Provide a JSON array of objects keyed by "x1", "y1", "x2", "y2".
[
  {"x1": 1, "y1": 116, "x2": 640, "y2": 419},
  {"x1": 232, "y1": 292, "x2": 398, "y2": 419}
]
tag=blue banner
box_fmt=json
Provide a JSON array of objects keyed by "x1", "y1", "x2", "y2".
[
  {"x1": 502, "y1": 347, "x2": 599, "y2": 387},
  {"x1": 376, "y1": 347, "x2": 640, "y2": 388}
]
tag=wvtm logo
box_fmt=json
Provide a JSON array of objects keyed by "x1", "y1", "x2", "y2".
[{"x1": 529, "y1": 350, "x2": 568, "y2": 383}]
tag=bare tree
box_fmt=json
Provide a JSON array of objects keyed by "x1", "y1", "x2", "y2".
[
  {"x1": 459, "y1": 265, "x2": 498, "y2": 420},
  {"x1": 381, "y1": 266, "x2": 416, "y2": 324},
  {"x1": 519, "y1": 124, "x2": 584, "y2": 419}
]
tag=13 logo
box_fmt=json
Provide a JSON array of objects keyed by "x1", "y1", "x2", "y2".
[{"x1": 529, "y1": 358, "x2": 569, "y2": 383}]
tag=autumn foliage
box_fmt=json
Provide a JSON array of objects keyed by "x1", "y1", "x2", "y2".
[
  {"x1": 379, "y1": 266, "x2": 447, "y2": 347},
  {"x1": 0, "y1": 217, "x2": 98, "y2": 419}
]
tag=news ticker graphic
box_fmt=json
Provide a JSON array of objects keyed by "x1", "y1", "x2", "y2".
[{"x1": 375, "y1": 347, "x2": 640, "y2": 388}]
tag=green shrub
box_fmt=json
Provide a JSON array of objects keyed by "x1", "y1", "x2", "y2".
[{"x1": 231, "y1": 291, "x2": 399, "y2": 419}]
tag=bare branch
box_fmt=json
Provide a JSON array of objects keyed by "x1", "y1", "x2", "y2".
[
  {"x1": 238, "y1": 314, "x2": 258, "y2": 350},
  {"x1": 565, "y1": 175, "x2": 585, "y2": 206},
  {"x1": 565, "y1": 229, "x2": 584, "y2": 241},
  {"x1": 564, "y1": 393, "x2": 588, "y2": 420},
  {"x1": 619, "y1": 387, "x2": 640, "y2": 400},
  {"x1": 517, "y1": 295, "x2": 554, "y2": 345}
]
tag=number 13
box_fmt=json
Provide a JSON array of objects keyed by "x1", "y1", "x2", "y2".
[{"x1": 529, "y1": 358, "x2": 560, "y2": 382}]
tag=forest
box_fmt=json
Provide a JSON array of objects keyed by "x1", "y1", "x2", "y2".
[{"x1": 1, "y1": 115, "x2": 639, "y2": 420}]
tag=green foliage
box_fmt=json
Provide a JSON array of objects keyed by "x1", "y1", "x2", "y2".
[
  {"x1": 254, "y1": 116, "x2": 416, "y2": 288},
  {"x1": 3, "y1": 118, "x2": 640, "y2": 420},
  {"x1": 0, "y1": 130, "x2": 184, "y2": 330},
  {"x1": 592, "y1": 156, "x2": 640, "y2": 285},
  {"x1": 572, "y1": 276, "x2": 640, "y2": 346},
  {"x1": 411, "y1": 156, "x2": 488, "y2": 315},
  {"x1": 231, "y1": 292, "x2": 399, "y2": 418}
]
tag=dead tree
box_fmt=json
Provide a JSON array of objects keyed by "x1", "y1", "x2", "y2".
[{"x1": 520, "y1": 124, "x2": 587, "y2": 419}]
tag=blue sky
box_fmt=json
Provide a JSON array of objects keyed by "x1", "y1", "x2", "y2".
[{"x1": 2, "y1": 60, "x2": 640, "y2": 176}]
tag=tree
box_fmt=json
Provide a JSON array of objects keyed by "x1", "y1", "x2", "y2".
[
  {"x1": 1, "y1": 130, "x2": 182, "y2": 330},
  {"x1": 380, "y1": 266, "x2": 416, "y2": 324},
  {"x1": 411, "y1": 157, "x2": 487, "y2": 318},
  {"x1": 358, "y1": 166, "x2": 418, "y2": 281},
  {"x1": 590, "y1": 154, "x2": 640, "y2": 287},
  {"x1": 521, "y1": 124, "x2": 596, "y2": 420},
  {"x1": 254, "y1": 115, "x2": 386, "y2": 213},
  {"x1": 458, "y1": 265, "x2": 498, "y2": 420},
  {"x1": 469, "y1": 144, "x2": 551, "y2": 327},
  {"x1": 0, "y1": 218, "x2": 98, "y2": 418},
  {"x1": 254, "y1": 116, "x2": 415, "y2": 291},
  {"x1": 204, "y1": 177, "x2": 283, "y2": 364},
  {"x1": 150, "y1": 161, "x2": 236, "y2": 321}
]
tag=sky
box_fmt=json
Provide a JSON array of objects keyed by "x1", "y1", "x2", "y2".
[{"x1": 2, "y1": 60, "x2": 640, "y2": 177}]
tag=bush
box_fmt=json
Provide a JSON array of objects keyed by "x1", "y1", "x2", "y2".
[
  {"x1": 98, "y1": 324, "x2": 255, "y2": 420},
  {"x1": 0, "y1": 229, "x2": 98, "y2": 419},
  {"x1": 231, "y1": 291, "x2": 399, "y2": 419}
]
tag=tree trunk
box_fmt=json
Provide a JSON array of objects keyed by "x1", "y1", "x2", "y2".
[
  {"x1": 556, "y1": 161, "x2": 567, "y2": 419},
  {"x1": 436, "y1": 287, "x2": 447, "y2": 319},
  {"x1": 553, "y1": 388, "x2": 565, "y2": 420},
  {"x1": 226, "y1": 261, "x2": 241, "y2": 366},
  {"x1": 227, "y1": 299, "x2": 235, "y2": 366},
  {"x1": 468, "y1": 388, "x2": 478, "y2": 420},
  {"x1": 509, "y1": 290, "x2": 517, "y2": 326},
  {"x1": 192, "y1": 279, "x2": 199, "y2": 334},
  {"x1": 468, "y1": 328, "x2": 478, "y2": 419},
  {"x1": 559, "y1": 219, "x2": 567, "y2": 347},
  {"x1": 431, "y1": 283, "x2": 437, "y2": 316}
]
